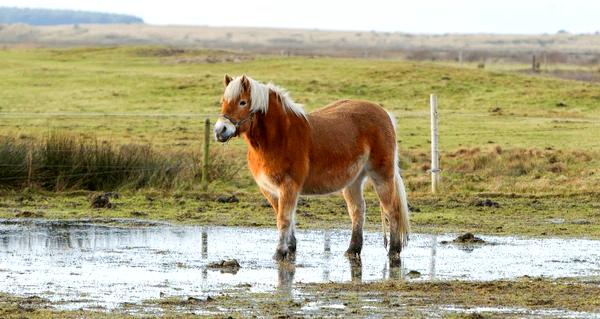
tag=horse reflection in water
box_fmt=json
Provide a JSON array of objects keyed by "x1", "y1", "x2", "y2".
[
  {"x1": 275, "y1": 258, "x2": 403, "y2": 295},
  {"x1": 274, "y1": 231, "x2": 404, "y2": 297}
]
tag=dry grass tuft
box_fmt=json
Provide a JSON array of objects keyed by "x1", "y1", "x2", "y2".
[{"x1": 0, "y1": 132, "x2": 243, "y2": 191}]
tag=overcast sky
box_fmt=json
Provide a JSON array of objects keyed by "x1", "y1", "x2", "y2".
[{"x1": 2, "y1": 0, "x2": 599, "y2": 34}]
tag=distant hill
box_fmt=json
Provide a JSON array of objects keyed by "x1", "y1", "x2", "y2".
[{"x1": 0, "y1": 7, "x2": 143, "y2": 25}]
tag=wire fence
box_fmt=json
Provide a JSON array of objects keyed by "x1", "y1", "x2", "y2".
[
  {"x1": 0, "y1": 112, "x2": 217, "y2": 118},
  {"x1": 1, "y1": 110, "x2": 598, "y2": 191},
  {"x1": 2, "y1": 111, "x2": 598, "y2": 147}
]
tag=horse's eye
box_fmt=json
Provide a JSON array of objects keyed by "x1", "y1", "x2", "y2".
[{"x1": 240, "y1": 100, "x2": 247, "y2": 106}]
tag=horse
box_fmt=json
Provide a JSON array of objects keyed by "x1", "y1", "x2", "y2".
[{"x1": 214, "y1": 74, "x2": 410, "y2": 262}]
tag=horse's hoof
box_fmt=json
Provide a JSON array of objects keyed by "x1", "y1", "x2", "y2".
[
  {"x1": 288, "y1": 235, "x2": 297, "y2": 252},
  {"x1": 273, "y1": 250, "x2": 286, "y2": 261},
  {"x1": 273, "y1": 249, "x2": 295, "y2": 262},
  {"x1": 288, "y1": 243, "x2": 297, "y2": 253}
]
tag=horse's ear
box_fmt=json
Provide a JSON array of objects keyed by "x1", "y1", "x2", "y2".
[
  {"x1": 240, "y1": 75, "x2": 250, "y2": 92},
  {"x1": 224, "y1": 74, "x2": 233, "y2": 87}
]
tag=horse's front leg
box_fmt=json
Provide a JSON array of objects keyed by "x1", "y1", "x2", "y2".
[
  {"x1": 260, "y1": 187, "x2": 297, "y2": 252},
  {"x1": 273, "y1": 180, "x2": 299, "y2": 261}
]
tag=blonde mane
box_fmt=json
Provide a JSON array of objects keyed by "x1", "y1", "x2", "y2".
[{"x1": 224, "y1": 76, "x2": 306, "y2": 119}]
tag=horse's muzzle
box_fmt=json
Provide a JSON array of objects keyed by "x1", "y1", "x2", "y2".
[
  {"x1": 214, "y1": 118, "x2": 237, "y2": 142},
  {"x1": 216, "y1": 133, "x2": 233, "y2": 143}
]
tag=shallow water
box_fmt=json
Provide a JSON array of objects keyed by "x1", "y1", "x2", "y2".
[{"x1": 1, "y1": 219, "x2": 600, "y2": 310}]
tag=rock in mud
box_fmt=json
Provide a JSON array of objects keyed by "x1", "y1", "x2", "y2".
[
  {"x1": 90, "y1": 194, "x2": 112, "y2": 208},
  {"x1": 90, "y1": 192, "x2": 119, "y2": 208},
  {"x1": 186, "y1": 296, "x2": 204, "y2": 303},
  {"x1": 208, "y1": 259, "x2": 241, "y2": 273},
  {"x1": 216, "y1": 194, "x2": 239, "y2": 203},
  {"x1": 453, "y1": 232, "x2": 485, "y2": 244}
]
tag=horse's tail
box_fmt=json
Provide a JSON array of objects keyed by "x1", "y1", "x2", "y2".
[
  {"x1": 385, "y1": 112, "x2": 411, "y2": 248},
  {"x1": 394, "y1": 164, "x2": 411, "y2": 247}
]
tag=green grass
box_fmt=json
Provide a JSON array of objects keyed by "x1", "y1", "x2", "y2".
[{"x1": 1, "y1": 46, "x2": 599, "y2": 151}]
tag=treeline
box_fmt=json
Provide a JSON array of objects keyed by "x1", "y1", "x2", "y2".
[{"x1": 0, "y1": 7, "x2": 143, "y2": 25}]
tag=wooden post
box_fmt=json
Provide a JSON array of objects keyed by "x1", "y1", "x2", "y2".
[
  {"x1": 27, "y1": 149, "x2": 33, "y2": 188},
  {"x1": 430, "y1": 94, "x2": 440, "y2": 194},
  {"x1": 532, "y1": 55, "x2": 537, "y2": 72},
  {"x1": 202, "y1": 118, "x2": 210, "y2": 191}
]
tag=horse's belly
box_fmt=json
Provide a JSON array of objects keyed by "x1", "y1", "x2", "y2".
[{"x1": 301, "y1": 155, "x2": 367, "y2": 195}]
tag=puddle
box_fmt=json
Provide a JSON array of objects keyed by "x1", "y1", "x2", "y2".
[{"x1": 1, "y1": 219, "x2": 600, "y2": 311}]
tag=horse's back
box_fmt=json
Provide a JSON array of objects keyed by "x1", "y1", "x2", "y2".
[
  {"x1": 309, "y1": 99, "x2": 388, "y2": 118},
  {"x1": 307, "y1": 99, "x2": 395, "y2": 141},
  {"x1": 301, "y1": 99, "x2": 396, "y2": 194}
]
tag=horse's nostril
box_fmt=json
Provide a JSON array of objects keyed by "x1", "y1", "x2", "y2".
[{"x1": 219, "y1": 126, "x2": 227, "y2": 134}]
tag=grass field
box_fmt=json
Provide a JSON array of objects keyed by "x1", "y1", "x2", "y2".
[
  {"x1": 1, "y1": 45, "x2": 599, "y2": 318},
  {"x1": 1, "y1": 46, "x2": 599, "y2": 236},
  {"x1": 1, "y1": 46, "x2": 599, "y2": 148},
  {"x1": 1, "y1": 46, "x2": 599, "y2": 188}
]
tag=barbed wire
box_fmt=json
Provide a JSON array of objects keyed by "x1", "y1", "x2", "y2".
[
  {"x1": 0, "y1": 163, "x2": 196, "y2": 168},
  {"x1": 0, "y1": 112, "x2": 217, "y2": 118}
]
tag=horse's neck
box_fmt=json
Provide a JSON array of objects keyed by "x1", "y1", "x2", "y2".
[{"x1": 243, "y1": 94, "x2": 307, "y2": 153}]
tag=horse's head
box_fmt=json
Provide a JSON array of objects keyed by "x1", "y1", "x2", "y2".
[{"x1": 214, "y1": 74, "x2": 256, "y2": 142}]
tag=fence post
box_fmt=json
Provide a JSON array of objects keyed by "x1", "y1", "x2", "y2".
[
  {"x1": 532, "y1": 55, "x2": 539, "y2": 72},
  {"x1": 202, "y1": 118, "x2": 210, "y2": 191},
  {"x1": 430, "y1": 94, "x2": 440, "y2": 194},
  {"x1": 27, "y1": 149, "x2": 33, "y2": 188}
]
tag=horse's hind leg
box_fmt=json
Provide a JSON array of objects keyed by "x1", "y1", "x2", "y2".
[
  {"x1": 370, "y1": 171, "x2": 410, "y2": 262},
  {"x1": 342, "y1": 172, "x2": 367, "y2": 258}
]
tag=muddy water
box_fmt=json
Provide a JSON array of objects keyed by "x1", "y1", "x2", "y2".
[{"x1": 1, "y1": 219, "x2": 600, "y2": 310}]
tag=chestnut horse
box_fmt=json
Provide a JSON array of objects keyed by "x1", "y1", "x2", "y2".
[{"x1": 214, "y1": 75, "x2": 410, "y2": 262}]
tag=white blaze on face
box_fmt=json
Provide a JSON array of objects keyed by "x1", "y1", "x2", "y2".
[{"x1": 214, "y1": 117, "x2": 237, "y2": 141}]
